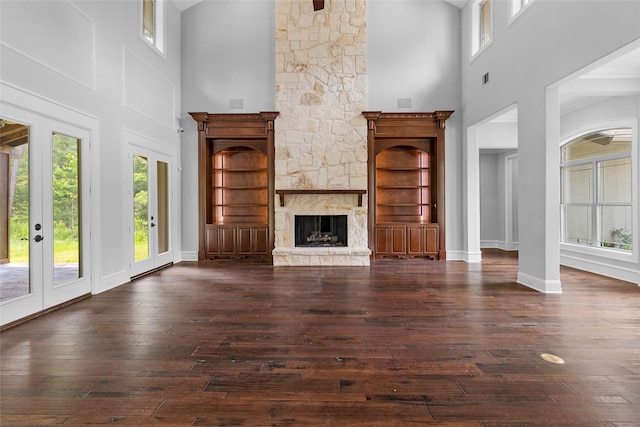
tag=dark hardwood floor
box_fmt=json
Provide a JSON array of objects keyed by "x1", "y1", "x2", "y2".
[{"x1": 1, "y1": 250, "x2": 639, "y2": 426}]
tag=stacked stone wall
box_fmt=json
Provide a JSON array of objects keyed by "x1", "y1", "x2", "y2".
[{"x1": 273, "y1": 0, "x2": 370, "y2": 265}]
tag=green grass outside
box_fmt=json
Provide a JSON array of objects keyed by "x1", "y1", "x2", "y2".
[
  {"x1": 9, "y1": 239, "x2": 149, "y2": 264},
  {"x1": 9, "y1": 239, "x2": 79, "y2": 264}
]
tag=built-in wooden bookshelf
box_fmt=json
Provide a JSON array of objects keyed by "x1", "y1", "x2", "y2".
[
  {"x1": 189, "y1": 112, "x2": 279, "y2": 261},
  {"x1": 211, "y1": 147, "x2": 268, "y2": 225},
  {"x1": 363, "y1": 111, "x2": 453, "y2": 260},
  {"x1": 375, "y1": 147, "x2": 433, "y2": 224}
]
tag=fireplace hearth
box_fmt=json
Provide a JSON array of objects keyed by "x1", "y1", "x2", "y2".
[{"x1": 295, "y1": 215, "x2": 347, "y2": 247}]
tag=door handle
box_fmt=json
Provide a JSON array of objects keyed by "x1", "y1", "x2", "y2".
[{"x1": 34, "y1": 235, "x2": 44, "y2": 242}]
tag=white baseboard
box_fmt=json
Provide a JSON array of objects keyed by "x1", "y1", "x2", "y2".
[
  {"x1": 517, "y1": 271, "x2": 563, "y2": 294},
  {"x1": 560, "y1": 254, "x2": 639, "y2": 286},
  {"x1": 180, "y1": 251, "x2": 198, "y2": 262},
  {"x1": 95, "y1": 271, "x2": 130, "y2": 294},
  {"x1": 481, "y1": 240, "x2": 519, "y2": 251}
]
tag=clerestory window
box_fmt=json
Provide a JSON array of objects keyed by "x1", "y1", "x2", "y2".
[
  {"x1": 142, "y1": 0, "x2": 155, "y2": 44},
  {"x1": 471, "y1": 0, "x2": 492, "y2": 57},
  {"x1": 480, "y1": 0, "x2": 491, "y2": 48},
  {"x1": 560, "y1": 129, "x2": 633, "y2": 252},
  {"x1": 511, "y1": 0, "x2": 536, "y2": 18},
  {"x1": 141, "y1": 0, "x2": 165, "y2": 55}
]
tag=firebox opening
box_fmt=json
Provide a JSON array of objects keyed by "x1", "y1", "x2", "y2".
[{"x1": 295, "y1": 215, "x2": 348, "y2": 247}]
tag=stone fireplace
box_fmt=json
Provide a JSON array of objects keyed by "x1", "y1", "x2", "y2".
[
  {"x1": 271, "y1": 192, "x2": 370, "y2": 265},
  {"x1": 273, "y1": 0, "x2": 370, "y2": 266}
]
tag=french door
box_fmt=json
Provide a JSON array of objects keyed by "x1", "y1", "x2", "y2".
[
  {"x1": 128, "y1": 142, "x2": 174, "y2": 278},
  {"x1": 1, "y1": 106, "x2": 92, "y2": 326}
]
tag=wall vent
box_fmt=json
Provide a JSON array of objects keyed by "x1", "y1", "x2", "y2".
[
  {"x1": 229, "y1": 98, "x2": 244, "y2": 109},
  {"x1": 397, "y1": 98, "x2": 412, "y2": 108}
]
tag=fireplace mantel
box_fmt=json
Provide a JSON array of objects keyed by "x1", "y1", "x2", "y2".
[{"x1": 275, "y1": 189, "x2": 367, "y2": 207}]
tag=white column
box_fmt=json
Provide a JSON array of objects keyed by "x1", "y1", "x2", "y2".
[
  {"x1": 515, "y1": 86, "x2": 562, "y2": 293},
  {"x1": 464, "y1": 126, "x2": 482, "y2": 262}
]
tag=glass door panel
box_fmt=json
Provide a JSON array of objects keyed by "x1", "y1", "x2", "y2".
[
  {"x1": 0, "y1": 119, "x2": 31, "y2": 303},
  {"x1": 157, "y1": 160, "x2": 169, "y2": 255},
  {"x1": 43, "y1": 120, "x2": 91, "y2": 308},
  {"x1": 133, "y1": 155, "x2": 150, "y2": 263},
  {"x1": 52, "y1": 132, "x2": 81, "y2": 286}
]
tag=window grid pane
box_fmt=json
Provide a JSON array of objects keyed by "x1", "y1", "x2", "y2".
[
  {"x1": 599, "y1": 205, "x2": 633, "y2": 251},
  {"x1": 562, "y1": 129, "x2": 631, "y2": 162},
  {"x1": 598, "y1": 158, "x2": 631, "y2": 203},
  {"x1": 562, "y1": 164, "x2": 593, "y2": 204},
  {"x1": 562, "y1": 205, "x2": 592, "y2": 246}
]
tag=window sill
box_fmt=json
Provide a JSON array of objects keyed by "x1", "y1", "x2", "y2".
[
  {"x1": 470, "y1": 39, "x2": 493, "y2": 64},
  {"x1": 509, "y1": 0, "x2": 537, "y2": 27},
  {"x1": 140, "y1": 34, "x2": 167, "y2": 60},
  {"x1": 560, "y1": 242, "x2": 636, "y2": 263}
]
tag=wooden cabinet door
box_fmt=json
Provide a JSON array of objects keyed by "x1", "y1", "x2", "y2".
[
  {"x1": 375, "y1": 226, "x2": 391, "y2": 255},
  {"x1": 424, "y1": 225, "x2": 439, "y2": 254},
  {"x1": 253, "y1": 226, "x2": 269, "y2": 254},
  {"x1": 237, "y1": 226, "x2": 253, "y2": 254},
  {"x1": 391, "y1": 226, "x2": 406, "y2": 255},
  {"x1": 205, "y1": 225, "x2": 220, "y2": 255},
  {"x1": 221, "y1": 226, "x2": 237, "y2": 254},
  {"x1": 407, "y1": 225, "x2": 423, "y2": 256}
]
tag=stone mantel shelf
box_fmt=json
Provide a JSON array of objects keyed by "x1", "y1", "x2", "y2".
[{"x1": 275, "y1": 190, "x2": 367, "y2": 207}]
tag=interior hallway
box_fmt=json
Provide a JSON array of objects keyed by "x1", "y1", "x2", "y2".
[{"x1": 1, "y1": 250, "x2": 639, "y2": 425}]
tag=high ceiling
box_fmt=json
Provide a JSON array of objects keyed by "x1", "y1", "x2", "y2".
[
  {"x1": 172, "y1": 0, "x2": 469, "y2": 12},
  {"x1": 171, "y1": 0, "x2": 639, "y2": 124}
]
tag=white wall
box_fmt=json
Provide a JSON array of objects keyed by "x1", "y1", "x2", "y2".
[
  {"x1": 179, "y1": 0, "x2": 275, "y2": 258},
  {"x1": 368, "y1": 0, "x2": 463, "y2": 257},
  {"x1": 476, "y1": 121, "x2": 518, "y2": 250},
  {"x1": 180, "y1": 1, "x2": 275, "y2": 114},
  {"x1": 479, "y1": 152, "x2": 500, "y2": 242},
  {"x1": 461, "y1": 0, "x2": 640, "y2": 291},
  {"x1": 367, "y1": 0, "x2": 461, "y2": 113},
  {"x1": 1, "y1": 0, "x2": 183, "y2": 292},
  {"x1": 479, "y1": 149, "x2": 518, "y2": 250}
]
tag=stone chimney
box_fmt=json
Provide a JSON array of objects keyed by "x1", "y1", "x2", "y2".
[{"x1": 273, "y1": 0, "x2": 370, "y2": 265}]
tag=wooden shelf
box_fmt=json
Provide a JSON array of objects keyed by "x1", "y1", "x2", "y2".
[
  {"x1": 377, "y1": 186, "x2": 427, "y2": 189},
  {"x1": 212, "y1": 168, "x2": 267, "y2": 172},
  {"x1": 377, "y1": 167, "x2": 428, "y2": 171},
  {"x1": 213, "y1": 186, "x2": 269, "y2": 190},
  {"x1": 275, "y1": 189, "x2": 367, "y2": 207},
  {"x1": 378, "y1": 203, "x2": 427, "y2": 207},
  {"x1": 213, "y1": 203, "x2": 269, "y2": 209}
]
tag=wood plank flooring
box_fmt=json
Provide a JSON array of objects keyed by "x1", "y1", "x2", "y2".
[{"x1": 1, "y1": 250, "x2": 639, "y2": 426}]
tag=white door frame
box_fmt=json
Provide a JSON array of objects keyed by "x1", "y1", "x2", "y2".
[
  {"x1": 504, "y1": 153, "x2": 519, "y2": 251},
  {"x1": 125, "y1": 130, "x2": 177, "y2": 278},
  {"x1": 1, "y1": 84, "x2": 97, "y2": 326}
]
